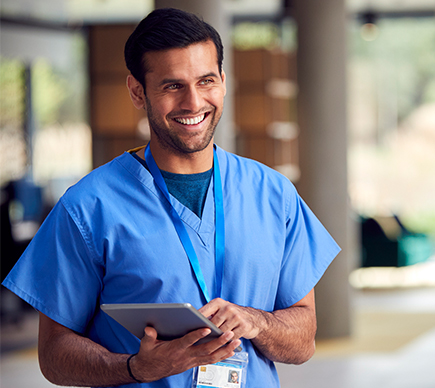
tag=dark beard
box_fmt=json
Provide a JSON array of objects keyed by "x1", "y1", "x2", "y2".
[{"x1": 145, "y1": 97, "x2": 220, "y2": 156}]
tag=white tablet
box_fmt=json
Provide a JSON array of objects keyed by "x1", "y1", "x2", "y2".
[{"x1": 101, "y1": 303, "x2": 223, "y2": 345}]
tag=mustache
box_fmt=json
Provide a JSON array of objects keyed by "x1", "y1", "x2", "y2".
[{"x1": 168, "y1": 107, "x2": 214, "y2": 118}]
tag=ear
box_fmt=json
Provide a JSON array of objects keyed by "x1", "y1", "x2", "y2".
[
  {"x1": 126, "y1": 74, "x2": 146, "y2": 109},
  {"x1": 221, "y1": 70, "x2": 227, "y2": 97}
]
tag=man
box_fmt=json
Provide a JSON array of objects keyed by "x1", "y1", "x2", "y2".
[
  {"x1": 230, "y1": 371, "x2": 239, "y2": 383},
  {"x1": 2, "y1": 8, "x2": 340, "y2": 388}
]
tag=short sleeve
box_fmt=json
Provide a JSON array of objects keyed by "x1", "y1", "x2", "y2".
[
  {"x1": 2, "y1": 201, "x2": 104, "y2": 333},
  {"x1": 275, "y1": 194, "x2": 341, "y2": 309}
]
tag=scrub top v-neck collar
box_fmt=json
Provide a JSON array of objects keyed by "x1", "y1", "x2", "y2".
[
  {"x1": 121, "y1": 148, "x2": 216, "y2": 247},
  {"x1": 144, "y1": 144, "x2": 225, "y2": 303}
]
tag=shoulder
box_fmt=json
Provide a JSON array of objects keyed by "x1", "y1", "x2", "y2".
[
  {"x1": 59, "y1": 152, "x2": 140, "y2": 215},
  {"x1": 216, "y1": 146, "x2": 300, "y2": 219},
  {"x1": 63, "y1": 156, "x2": 121, "y2": 196},
  {"x1": 216, "y1": 146, "x2": 297, "y2": 194}
]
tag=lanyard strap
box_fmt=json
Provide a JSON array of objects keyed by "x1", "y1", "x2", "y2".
[{"x1": 144, "y1": 145, "x2": 225, "y2": 303}]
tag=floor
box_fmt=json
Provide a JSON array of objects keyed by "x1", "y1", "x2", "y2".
[
  {"x1": 1, "y1": 286, "x2": 435, "y2": 388},
  {"x1": 277, "y1": 286, "x2": 435, "y2": 388}
]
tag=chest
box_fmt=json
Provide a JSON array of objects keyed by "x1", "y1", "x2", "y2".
[{"x1": 95, "y1": 180, "x2": 286, "y2": 310}]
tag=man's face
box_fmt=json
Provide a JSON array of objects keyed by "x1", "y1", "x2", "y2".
[
  {"x1": 143, "y1": 40, "x2": 226, "y2": 156},
  {"x1": 231, "y1": 372, "x2": 238, "y2": 382}
]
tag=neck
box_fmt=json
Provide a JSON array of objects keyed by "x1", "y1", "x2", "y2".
[{"x1": 138, "y1": 141, "x2": 214, "y2": 174}]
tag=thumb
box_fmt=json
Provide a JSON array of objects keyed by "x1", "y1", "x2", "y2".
[
  {"x1": 144, "y1": 326, "x2": 158, "y2": 339},
  {"x1": 140, "y1": 326, "x2": 158, "y2": 348}
]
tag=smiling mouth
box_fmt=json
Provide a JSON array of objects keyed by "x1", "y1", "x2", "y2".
[{"x1": 173, "y1": 113, "x2": 208, "y2": 125}]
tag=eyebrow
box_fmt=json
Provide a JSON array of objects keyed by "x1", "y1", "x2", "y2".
[{"x1": 158, "y1": 72, "x2": 220, "y2": 87}]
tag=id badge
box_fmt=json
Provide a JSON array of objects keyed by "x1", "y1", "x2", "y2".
[{"x1": 192, "y1": 352, "x2": 248, "y2": 388}]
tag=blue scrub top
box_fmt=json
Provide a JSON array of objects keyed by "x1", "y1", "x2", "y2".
[{"x1": 3, "y1": 145, "x2": 340, "y2": 388}]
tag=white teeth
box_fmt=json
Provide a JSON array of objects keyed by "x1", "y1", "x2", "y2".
[{"x1": 175, "y1": 114, "x2": 205, "y2": 125}]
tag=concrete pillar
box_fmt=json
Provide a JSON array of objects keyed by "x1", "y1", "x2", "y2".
[
  {"x1": 154, "y1": 0, "x2": 235, "y2": 153},
  {"x1": 293, "y1": 0, "x2": 355, "y2": 338}
]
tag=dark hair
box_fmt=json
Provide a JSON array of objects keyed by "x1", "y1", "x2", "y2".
[{"x1": 124, "y1": 8, "x2": 224, "y2": 88}]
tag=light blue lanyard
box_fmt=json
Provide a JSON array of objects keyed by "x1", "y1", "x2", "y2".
[{"x1": 144, "y1": 145, "x2": 225, "y2": 303}]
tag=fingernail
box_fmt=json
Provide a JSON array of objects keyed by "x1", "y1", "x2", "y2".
[{"x1": 224, "y1": 332, "x2": 234, "y2": 341}]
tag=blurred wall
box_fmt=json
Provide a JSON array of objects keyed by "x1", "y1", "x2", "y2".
[
  {"x1": 293, "y1": 0, "x2": 354, "y2": 338},
  {"x1": 88, "y1": 24, "x2": 147, "y2": 167}
]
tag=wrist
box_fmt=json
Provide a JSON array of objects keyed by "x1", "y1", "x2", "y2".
[
  {"x1": 127, "y1": 353, "x2": 142, "y2": 383},
  {"x1": 250, "y1": 308, "x2": 272, "y2": 339}
]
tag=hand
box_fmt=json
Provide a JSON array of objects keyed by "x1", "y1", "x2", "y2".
[
  {"x1": 129, "y1": 326, "x2": 242, "y2": 383},
  {"x1": 199, "y1": 298, "x2": 268, "y2": 340}
]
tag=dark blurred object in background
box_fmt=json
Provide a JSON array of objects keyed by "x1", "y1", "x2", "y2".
[{"x1": 361, "y1": 215, "x2": 434, "y2": 267}]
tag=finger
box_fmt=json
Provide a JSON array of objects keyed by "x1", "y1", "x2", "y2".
[
  {"x1": 216, "y1": 313, "x2": 244, "y2": 334},
  {"x1": 177, "y1": 328, "x2": 212, "y2": 349},
  {"x1": 220, "y1": 338, "x2": 242, "y2": 354},
  {"x1": 208, "y1": 311, "x2": 229, "y2": 330},
  {"x1": 198, "y1": 299, "x2": 222, "y2": 318},
  {"x1": 228, "y1": 325, "x2": 245, "y2": 340},
  {"x1": 208, "y1": 304, "x2": 241, "y2": 331},
  {"x1": 194, "y1": 331, "x2": 235, "y2": 355},
  {"x1": 197, "y1": 337, "x2": 242, "y2": 365}
]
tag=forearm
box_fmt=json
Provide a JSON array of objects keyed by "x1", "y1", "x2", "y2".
[
  {"x1": 38, "y1": 315, "x2": 135, "y2": 387},
  {"x1": 251, "y1": 304, "x2": 317, "y2": 364},
  {"x1": 200, "y1": 289, "x2": 317, "y2": 365},
  {"x1": 38, "y1": 312, "x2": 242, "y2": 386}
]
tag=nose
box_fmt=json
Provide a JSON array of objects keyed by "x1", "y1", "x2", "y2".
[{"x1": 180, "y1": 85, "x2": 203, "y2": 113}]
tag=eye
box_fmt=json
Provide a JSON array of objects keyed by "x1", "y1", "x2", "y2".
[
  {"x1": 166, "y1": 83, "x2": 182, "y2": 90},
  {"x1": 200, "y1": 78, "x2": 214, "y2": 85}
]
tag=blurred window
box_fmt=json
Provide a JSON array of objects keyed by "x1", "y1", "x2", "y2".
[
  {"x1": 0, "y1": 26, "x2": 91, "y2": 204},
  {"x1": 348, "y1": 16, "x2": 435, "y2": 237}
]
